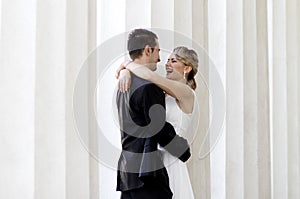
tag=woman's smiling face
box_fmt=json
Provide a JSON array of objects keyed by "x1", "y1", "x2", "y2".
[{"x1": 165, "y1": 53, "x2": 185, "y2": 81}]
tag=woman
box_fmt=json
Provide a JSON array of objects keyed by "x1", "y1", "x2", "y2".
[{"x1": 117, "y1": 46, "x2": 199, "y2": 199}]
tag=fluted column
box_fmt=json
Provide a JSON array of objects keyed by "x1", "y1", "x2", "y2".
[
  {"x1": 256, "y1": 0, "x2": 271, "y2": 198},
  {"x1": 35, "y1": 0, "x2": 66, "y2": 198},
  {"x1": 227, "y1": 0, "x2": 271, "y2": 198},
  {"x1": 151, "y1": 0, "x2": 174, "y2": 65},
  {"x1": 97, "y1": 1, "x2": 126, "y2": 198},
  {"x1": 88, "y1": 0, "x2": 99, "y2": 198},
  {"x1": 243, "y1": 0, "x2": 259, "y2": 196},
  {"x1": 66, "y1": 0, "x2": 90, "y2": 198},
  {"x1": 125, "y1": 0, "x2": 151, "y2": 31},
  {"x1": 151, "y1": 0, "x2": 174, "y2": 30},
  {"x1": 0, "y1": 0, "x2": 36, "y2": 198},
  {"x1": 226, "y1": 0, "x2": 244, "y2": 198},
  {"x1": 207, "y1": 0, "x2": 226, "y2": 198},
  {"x1": 243, "y1": 0, "x2": 271, "y2": 198},
  {"x1": 272, "y1": 0, "x2": 288, "y2": 198},
  {"x1": 190, "y1": 0, "x2": 211, "y2": 198},
  {"x1": 174, "y1": 0, "x2": 192, "y2": 46},
  {"x1": 286, "y1": 0, "x2": 300, "y2": 198}
]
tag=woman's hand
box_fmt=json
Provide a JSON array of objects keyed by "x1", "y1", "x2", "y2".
[
  {"x1": 115, "y1": 61, "x2": 132, "y2": 92},
  {"x1": 115, "y1": 63, "x2": 126, "y2": 79},
  {"x1": 117, "y1": 68, "x2": 131, "y2": 93},
  {"x1": 115, "y1": 60, "x2": 132, "y2": 78}
]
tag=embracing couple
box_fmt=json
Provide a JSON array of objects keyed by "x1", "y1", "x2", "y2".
[{"x1": 115, "y1": 29, "x2": 199, "y2": 199}]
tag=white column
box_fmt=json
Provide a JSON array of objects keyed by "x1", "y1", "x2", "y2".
[
  {"x1": 151, "y1": 0, "x2": 174, "y2": 30},
  {"x1": 243, "y1": 0, "x2": 259, "y2": 195},
  {"x1": 243, "y1": 0, "x2": 271, "y2": 198},
  {"x1": 0, "y1": 0, "x2": 36, "y2": 198},
  {"x1": 98, "y1": 0, "x2": 125, "y2": 43},
  {"x1": 191, "y1": 0, "x2": 211, "y2": 198},
  {"x1": 287, "y1": 0, "x2": 300, "y2": 198},
  {"x1": 272, "y1": 0, "x2": 288, "y2": 198},
  {"x1": 208, "y1": 0, "x2": 226, "y2": 198},
  {"x1": 97, "y1": 1, "x2": 126, "y2": 199},
  {"x1": 0, "y1": 0, "x2": 2, "y2": 34},
  {"x1": 150, "y1": 0, "x2": 174, "y2": 78},
  {"x1": 34, "y1": 0, "x2": 66, "y2": 198},
  {"x1": 298, "y1": 5, "x2": 300, "y2": 199},
  {"x1": 174, "y1": 0, "x2": 192, "y2": 46},
  {"x1": 125, "y1": 0, "x2": 151, "y2": 31},
  {"x1": 226, "y1": 0, "x2": 244, "y2": 198},
  {"x1": 88, "y1": 1, "x2": 99, "y2": 199},
  {"x1": 256, "y1": 0, "x2": 271, "y2": 198},
  {"x1": 65, "y1": 0, "x2": 90, "y2": 198}
]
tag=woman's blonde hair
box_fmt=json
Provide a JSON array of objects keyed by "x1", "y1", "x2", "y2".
[{"x1": 173, "y1": 46, "x2": 198, "y2": 90}]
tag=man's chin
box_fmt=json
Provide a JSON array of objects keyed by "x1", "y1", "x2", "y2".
[{"x1": 149, "y1": 64, "x2": 157, "y2": 71}]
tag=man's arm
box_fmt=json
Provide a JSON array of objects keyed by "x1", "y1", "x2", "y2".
[{"x1": 141, "y1": 83, "x2": 191, "y2": 162}]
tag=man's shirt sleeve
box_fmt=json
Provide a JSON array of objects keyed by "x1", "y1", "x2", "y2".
[{"x1": 141, "y1": 83, "x2": 191, "y2": 162}]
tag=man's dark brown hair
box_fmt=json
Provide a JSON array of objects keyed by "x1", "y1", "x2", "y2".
[{"x1": 127, "y1": 29, "x2": 158, "y2": 60}]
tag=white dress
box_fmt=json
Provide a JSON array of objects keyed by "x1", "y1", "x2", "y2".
[{"x1": 160, "y1": 93, "x2": 198, "y2": 199}]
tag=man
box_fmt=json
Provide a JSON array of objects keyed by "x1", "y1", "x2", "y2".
[{"x1": 116, "y1": 29, "x2": 191, "y2": 199}]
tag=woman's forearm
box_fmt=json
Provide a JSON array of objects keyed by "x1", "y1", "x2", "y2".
[
  {"x1": 127, "y1": 62, "x2": 192, "y2": 102},
  {"x1": 126, "y1": 62, "x2": 153, "y2": 80}
]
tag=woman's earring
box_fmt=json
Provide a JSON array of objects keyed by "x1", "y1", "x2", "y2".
[{"x1": 183, "y1": 71, "x2": 186, "y2": 80}]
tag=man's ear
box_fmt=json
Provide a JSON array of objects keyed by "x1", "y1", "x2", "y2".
[{"x1": 144, "y1": 45, "x2": 152, "y2": 56}]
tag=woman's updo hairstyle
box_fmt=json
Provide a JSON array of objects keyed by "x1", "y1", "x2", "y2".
[{"x1": 173, "y1": 46, "x2": 198, "y2": 90}]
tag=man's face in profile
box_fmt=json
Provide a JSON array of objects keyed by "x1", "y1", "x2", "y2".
[{"x1": 148, "y1": 39, "x2": 161, "y2": 71}]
